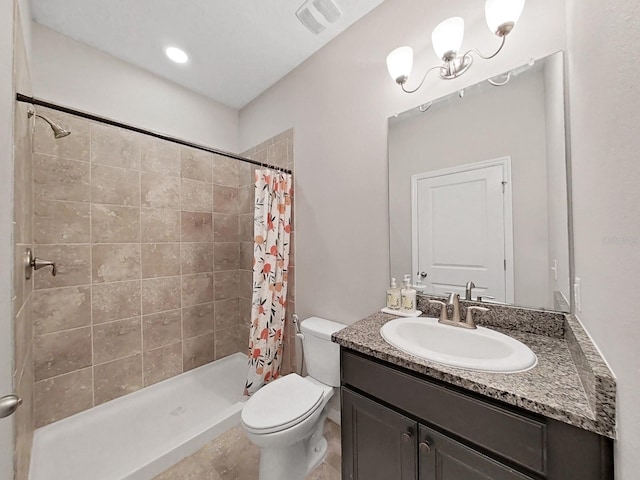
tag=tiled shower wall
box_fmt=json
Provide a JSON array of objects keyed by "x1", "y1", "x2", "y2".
[
  {"x1": 240, "y1": 129, "x2": 296, "y2": 375},
  {"x1": 13, "y1": 8, "x2": 35, "y2": 479},
  {"x1": 31, "y1": 109, "x2": 249, "y2": 427}
]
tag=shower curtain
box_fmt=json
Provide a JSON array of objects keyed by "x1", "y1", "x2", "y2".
[{"x1": 244, "y1": 169, "x2": 293, "y2": 396}]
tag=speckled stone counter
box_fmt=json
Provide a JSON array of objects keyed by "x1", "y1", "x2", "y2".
[{"x1": 332, "y1": 310, "x2": 616, "y2": 439}]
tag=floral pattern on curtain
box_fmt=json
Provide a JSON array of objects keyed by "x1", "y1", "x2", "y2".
[{"x1": 244, "y1": 169, "x2": 293, "y2": 396}]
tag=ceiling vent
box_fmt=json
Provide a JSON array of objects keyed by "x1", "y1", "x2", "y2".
[{"x1": 296, "y1": 0, "x2": 342, "y2": 34}]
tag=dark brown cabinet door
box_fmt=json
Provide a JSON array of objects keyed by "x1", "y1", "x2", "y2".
[
  {"x1": 418, "y1": 425, "x2": 536, "y2": 480},
  {"x1": 342, "y1": 388, "x2": 418, "y2": 480}
]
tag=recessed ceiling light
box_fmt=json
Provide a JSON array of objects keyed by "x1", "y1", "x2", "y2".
[{"x1": 165, "y1": 46, "x2": 189, "y2": 64}]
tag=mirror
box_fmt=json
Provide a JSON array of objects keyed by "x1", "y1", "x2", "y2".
[{"x1": 388, "y1": 51, "x2": 571, "y2": 312}]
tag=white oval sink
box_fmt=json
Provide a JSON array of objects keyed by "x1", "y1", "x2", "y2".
[{"x1": 380, "y1": 317, "x2": 537, "y2": 373}]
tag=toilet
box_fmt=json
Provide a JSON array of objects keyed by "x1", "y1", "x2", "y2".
[{"x1": 241, "y1": 316, "x2": 346, "y2": 480}]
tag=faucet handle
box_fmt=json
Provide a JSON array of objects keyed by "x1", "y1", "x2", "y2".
[
  {"x1": 428, "y1": 300, "x2": 448, "y2": 323},
  {"x1": 464, "y1": 306, "x2": 489, "y2": 329},
  {"x1": 477, "y1": 295, "x2": 495, "y2": 302}
]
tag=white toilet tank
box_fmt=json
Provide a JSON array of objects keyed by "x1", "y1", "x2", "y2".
[{"x1": 300, "y1": 317, "x2": 346, "y2": 387}]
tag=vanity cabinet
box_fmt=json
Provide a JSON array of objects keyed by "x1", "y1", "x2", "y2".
[{"x1": 340, "y1": 349, "x2": 613, "y2": 480}]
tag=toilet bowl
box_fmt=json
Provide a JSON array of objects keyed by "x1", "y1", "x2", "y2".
[{"x1": 241, "y1": 317, "x2": 346, "y2": 480}]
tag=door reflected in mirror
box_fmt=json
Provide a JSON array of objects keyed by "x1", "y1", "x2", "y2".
[{"x1": 388, "y1": 51, "x2": 571, "y2": 312}]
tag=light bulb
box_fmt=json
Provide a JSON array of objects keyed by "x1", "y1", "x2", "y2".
[
  {"x1": 485, "y1": 0, "x2": 525, "y2": 36},
  {"x1": 165, "y1": 46, "x2": 189, "y2": 64},
  {"x1": 386, "y1": 46, "x2": 413, "y2": 84},
  {"x1": 432, "y1": 17, "x2": 465, "y2": 61}
]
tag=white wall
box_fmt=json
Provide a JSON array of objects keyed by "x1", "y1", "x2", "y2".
[
  {"x1": 30, "y1": 23, "x2": 239, "y2": 153},
  {"x1": 388, "y1": 69, "x2": 550, "y2": 309},
  {"x1": 239, "y1": 0, "x2": 567, "y2": 324},
  {"x1": 0, "y1": 0, "x2": 15, "y2": 477},
  {"x1": 565, "y1": 0, "x2": 640, "y2": 478}
]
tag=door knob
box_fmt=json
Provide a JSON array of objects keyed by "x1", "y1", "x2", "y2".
[
  {"x1": 0, "y1": 394, "x2": 22, "y2": 418},
  {"x1": 401, "y1": 432, "x2": 412, "y2": 443},
  {"x1": 418, "y1": 271, "x2": 428, "y2": 278}
]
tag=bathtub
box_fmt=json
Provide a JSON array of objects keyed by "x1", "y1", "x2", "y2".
[{"x1": 30, "y1": 352, "x2": 249, "y2": 480}]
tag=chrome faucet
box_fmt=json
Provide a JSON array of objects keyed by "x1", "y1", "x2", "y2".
[
  {"x1": 447, "y1": 292, "x2": 463, "y2": 323},
  {"x1": 465, "y1": 281, "x2": 476, "y2": 301},
  {"x1": 428, "y1": 293, "x2": 488, "y2": 330}
]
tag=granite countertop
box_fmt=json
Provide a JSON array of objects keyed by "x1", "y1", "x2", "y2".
[{"x1": 332, "y1": 307, "x2": 616, "y2": 439}]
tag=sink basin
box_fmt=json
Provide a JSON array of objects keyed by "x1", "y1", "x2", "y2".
[{"x1": 380, "y1": 317, "x2": 537, "y2": 373}]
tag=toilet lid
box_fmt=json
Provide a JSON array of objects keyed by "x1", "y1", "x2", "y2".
[{"x1": 241, "y1": 374, "x2": 325, "y2": 433}]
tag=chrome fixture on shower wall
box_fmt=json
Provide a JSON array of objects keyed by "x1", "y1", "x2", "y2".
[
  {"x1": 386, "y1": 0, "x2": 526, "y2": 94},
  {"x1": 27, "y1": 107, "x2": 71, "y2": 138}
]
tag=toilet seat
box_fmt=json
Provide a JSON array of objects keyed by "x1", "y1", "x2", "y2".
[{"x1": 241, "y1": 374, "x2": 325, "y2": 435}]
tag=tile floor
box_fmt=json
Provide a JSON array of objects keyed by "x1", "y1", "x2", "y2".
[{"x1": 153, "y1": 420, "x2": 341, "y2": 480}]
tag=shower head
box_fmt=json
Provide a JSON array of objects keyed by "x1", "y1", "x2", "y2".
[{"x1": 28, "y1": 109, "x2": 71, "y2": 139}]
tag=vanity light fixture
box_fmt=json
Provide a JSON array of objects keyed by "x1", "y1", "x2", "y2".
[
  {"x1": 165, "y1": 46, "x2": 189, "y2": 64},
  {"x1": 386, "y1": 0, "x2": 525, "y2": 94}
]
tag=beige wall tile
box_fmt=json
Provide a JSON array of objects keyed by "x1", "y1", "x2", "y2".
[
  {"x1": 213, "y1": 214, "x2": 239, "y2": 243},
  {"x1": 92, "y1": 244, "x2": 141, "y2": 283},
  {"x1": 183, "y1": 303, "x2": 214, "y2": 339},
  {"x1": 141, "y1": 243, "x2": 181, "y2": 278},
  {"x1": 33, "y1": 108, "x2": 90, "y2": 162},
  {"x1": 34, "y1": 327, "x2": 92, "y2": 381},
  {"x1": 289, "y1": 231, "x2": 295, "y2": 267},
  {"x1": 212, "y1": 154, "x2": 239, "y2": 187},
  {"x1": 183, "y1": 333, "x2": 215, "y2": 371},
  {"x1": 141, "y1": 208, "x2": 181, "y2": 243},
  {"x1": 91, "y1": 204, "x2": 140, "y2": 243},
  {"x1": 34, "y1": 154, "x2": 90, "y2": 203},
  {"x1": 144, "y1": 343, "x2": 182, "y2": 386},
  {"x1": 238, "y1": 270, "x2": 253, "y2": 299},
  {"x1": 140, "y1": 137, "x2": 180, "y2": 177},
  {"x1": 143, "y1": 310, "x2": 182, "y2": 350},
  {"x1": 91, "y1": 164, "x2": 140, "y2": 206},
  {"x1": 33, "y1": 286, "x2": 91, "y2": 335},
  {"x1": 181, "y1": 179, "x2": 213, "y2": 212},
  {"x1": 93, "y1": 317, "x2": 142, "y2": 364},
  {"x1": 90, "y1": 123, "x2": 140, "y2": 170},
  {"x1": 92, "y1": 280, "x2": 141, "y2": 324},
  {"x1": 239, "y1": 325, "x2": 250, "y2": 353},
  {"x1": 181, "y1": 147, "x2": 213, "y2": 182},
  {"x1": 214, "y1": 243, "x2": 240, "y2": 272},
  {"x1": 182, "y1": 273, "x2": 214, "y2": 307},
  {"x1": 94, "y1": 354, "x2": 143, "y2": 405},
  {"x1": 33, "y1": 245, "x2": 91, "y2": 290},
  {"x1": 238, "y1": 213, "x2": 254, "y2": 242},
  {"x1": 240, "y1": 298, "x2": 252, "y2": 326},
  {"x1": 214, "y1": 271, "x2": 239, "y2": 301},
  {"x1": 14, "y1": 301, "x2": 32, "y2": 382},
  {"x1": 268, "y1": 141, "x2": 288, "y2": 168},
  {"x1": 141, "y1": 276, "x2": 181, "y2": 314},
  {"x1": 141, "y1": 172, "x2": 180, "y2": 209},
  {"x1": 214, "y1": 298, "x2": 240, "y2": 331},
  {"x1": 181, "y1": 242, "x2": 213, "y2": 274},
  {"x1": 238, "y1": 186, "x2": 253, "y2": 214},
  {"x1": 239, "y1": 242, "x2": 254, "y2": 270},
  {"x1": 34, "y1": 200, "x2": 90, "y2": 244},
  {"x1": 288, "y1": 266, "x2": 295, "y2": 304},
  {"x1": 215, "y1": 325, "x2": 241, "y2": 360},
  {"x1": 13, "y1": 246, "x2": 25, "y2": 318},
  {"x1": 15, "y1": 350, "x2": 33, "y2": 480},
  {"x1": 14, "y1": 107, "x2": 33, "y2": 245},
  {"x1": 34, "y1": 367, "x2": 93, "y2": 427},
  {"x1": 213, "y1": 185, "x2": 239, "y2": 215},
  {"x1": 181, "y1": 211, "x2": 213, "y2": 242},
  {"x1": 238, "y1": 163, "x2": 253, "y2": 188}
]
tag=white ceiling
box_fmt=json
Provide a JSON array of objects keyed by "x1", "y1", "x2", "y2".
[{"x1": 30, "y1": 0, "x2": 385, "y2": 109}]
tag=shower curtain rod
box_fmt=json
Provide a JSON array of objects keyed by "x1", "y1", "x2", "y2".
[{"x1": 16, "y1": 93, "x2": 292, "y2": 175}]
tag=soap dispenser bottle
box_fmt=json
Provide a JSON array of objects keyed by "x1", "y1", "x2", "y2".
[
  {"x1": 400, "y1": 275, "x2": 417, "y2": 313},
  {"x1": 387, "y1": 278, "x2": 401, "y2": 310}
]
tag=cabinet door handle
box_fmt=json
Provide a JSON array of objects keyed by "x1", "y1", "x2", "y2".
[
  {"x1": 402, "y1": 432, "x2": 412, "y2": 443},
  {"x1": 419, "y1": 441, "x2": 431, "y2": 455}
]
